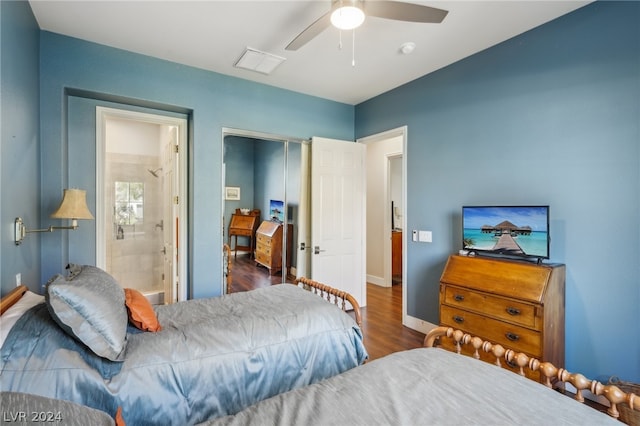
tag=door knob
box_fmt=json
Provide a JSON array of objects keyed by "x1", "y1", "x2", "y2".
[{"x1": 314, "y1": 246, "x2": 326, "y2": 255}]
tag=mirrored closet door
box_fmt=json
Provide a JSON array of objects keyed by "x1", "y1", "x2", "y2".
[{"x1": 222, "y1": 130, "x2": 309, "y2": 293}]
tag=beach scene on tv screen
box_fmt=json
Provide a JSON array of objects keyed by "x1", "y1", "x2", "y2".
[{"x1": 463, "y1": 206, "x2": 549, "y2": 257}]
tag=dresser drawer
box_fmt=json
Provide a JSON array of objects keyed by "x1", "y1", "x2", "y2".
[
  {"x1": 256, "y1": 242, "x2": 272, "y2": 256},
  {"x1": 256, "y1": 234, "x2": 272, "y2": 245},
  {"x1": 255, "y1": 250, "x2": 271, "y2": 267},
  {"x1": 444, "y1": 286, "x2": 539, "y2": 329},
  {"x1": 440, "y1": 305, "x2": 542, "y2": 357}
]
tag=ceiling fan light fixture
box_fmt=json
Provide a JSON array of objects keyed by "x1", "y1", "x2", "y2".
[{"x1": 331, "y1": 1, "x2": 365, "y2": 30}]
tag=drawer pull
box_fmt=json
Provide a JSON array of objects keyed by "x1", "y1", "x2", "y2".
[
  {"x1": 505, "y1": 332, "x2": 520, "y2": 342},
  {"x1": 453, "y1": 315, "x2": 464, "y2": 324},
  {"x1": 506, "y1": 307, "x2": 521, "y2": 316},
  {"x1": 453, "y1": 294, "x2": 465, "y2": 302}
]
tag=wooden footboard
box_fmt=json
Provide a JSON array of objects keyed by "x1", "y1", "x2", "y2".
[
  {"x1": 0, "y1": 285, "x2": 28, "y2": 315},
  {"x1": 425, "y1": 326, "x2": 640, "y2": 423},
  {"x1": 293, "y1": 277, "x2": 362, "y2": 328}
]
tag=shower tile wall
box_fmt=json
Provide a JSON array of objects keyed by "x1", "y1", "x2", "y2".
[{"x1": 106, "y1": 152, "x2": 163, "y2": 294}]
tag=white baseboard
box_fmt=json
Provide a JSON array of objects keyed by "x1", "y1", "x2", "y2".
[
  {"x1": 367, "y1": 274, "x2": 388, "y2": 287},
  {"x1": 404, "y1": 315, "x2": 438, "y2": 336}
]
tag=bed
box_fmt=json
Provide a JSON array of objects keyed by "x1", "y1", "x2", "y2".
[
  {"x1": 199, "y1": 327, "x2": 639, "y2": 426},
  {"x1": 0, "y1": 266, "x2": 367, "y2": 425}
]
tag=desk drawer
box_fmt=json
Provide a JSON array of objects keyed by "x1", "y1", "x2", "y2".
[
  {"x1": 255, "y1": 250, "x2": 271, "y2": 267},
  {"x1": 256, "y1": 234, "x2": 272, "y2": 245},
  {"x1": 256, "y1": 240, "x2": 271, "y2": 255},
  {"x1": 230, "y1": 229, "x2": 252, "y2": 237},
  {"x1": 444, "y1": 286, "x2": 538, "y2": 329},
  {"x1": 440, "y1": 305, "x2": 542, "y2": 357}
]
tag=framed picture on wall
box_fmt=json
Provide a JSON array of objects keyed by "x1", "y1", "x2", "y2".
[{"x1": 225, "y1": 186, "x2": 241, "y2": 200}]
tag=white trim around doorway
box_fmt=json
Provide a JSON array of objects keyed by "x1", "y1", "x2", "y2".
[{"x1": 96, "y1": 107, "x2": 189, "y2": 302}]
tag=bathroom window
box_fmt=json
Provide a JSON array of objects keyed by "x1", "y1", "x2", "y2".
[{"x1": 115, "y1": 181, "x2": 144, "y2": 226}]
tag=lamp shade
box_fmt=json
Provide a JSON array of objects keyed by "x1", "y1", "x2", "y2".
[
  {"x1": 50, "y1": 189, "x2": 94, "y2": 220},
  {"x1": 331, "y1": 1, "x2": 365, "y2": 30}
]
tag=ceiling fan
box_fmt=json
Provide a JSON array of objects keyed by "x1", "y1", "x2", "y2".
[{"x1": 286, "y1": 0, "x2": 449, "y2": 51}]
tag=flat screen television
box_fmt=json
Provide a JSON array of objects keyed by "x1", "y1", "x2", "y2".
[
  {"x1": 462, "y1": 205, "x2": 550, "y2": 260},
  {"x1": 269, "y1": 199, "x2": 284, "y2": 223}
]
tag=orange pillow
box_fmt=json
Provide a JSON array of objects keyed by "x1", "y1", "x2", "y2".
[
  {"x1": 114, "y1": 406, "x2": 126, "y2": 426},
  {"x1": 124, "y1": 288, "x2": 162, "y2": 332}
]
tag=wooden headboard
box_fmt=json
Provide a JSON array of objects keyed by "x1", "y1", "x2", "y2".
[{"x1": 0, "y1": 285, "x2": 28, "y2": 315}]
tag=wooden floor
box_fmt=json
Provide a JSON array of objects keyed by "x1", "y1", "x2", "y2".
[{"x1": 229, "y1": 253, "x2": 425, "y2": 361}]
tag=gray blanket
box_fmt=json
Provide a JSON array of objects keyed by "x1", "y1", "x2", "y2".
[
  {"x1": 1, "y1": 285, "x2": 367, "y2": 425},
  {"x1": 203, "y1": 347, "x2": 618, "y2": 426}
]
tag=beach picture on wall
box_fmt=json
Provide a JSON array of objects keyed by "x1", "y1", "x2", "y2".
[{"x1": 269, "y1": 199, "x2": 284, "y2": 222}]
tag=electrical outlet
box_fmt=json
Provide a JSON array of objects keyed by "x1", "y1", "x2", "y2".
[{"x1": 15, "y1": 273, "x2": 21, "y2": 287}]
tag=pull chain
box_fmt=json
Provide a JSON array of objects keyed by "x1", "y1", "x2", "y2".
[
  {"x1": 352, "y1": 29, "x2": 356, "y2": 67},
  {"x1": 337, "y1": 29, "x2": 356, "y2": 67}
]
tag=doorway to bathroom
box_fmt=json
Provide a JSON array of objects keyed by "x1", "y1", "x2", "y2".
[{"x1": 96, "y1": 107, "x2": 188, "y2": 304}]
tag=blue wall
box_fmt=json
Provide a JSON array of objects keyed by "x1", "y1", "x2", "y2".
[
  {"x1": 223, "y1": 136, "x2": 257, "y2": 239},
  {"x1": 37, "y1": 31, "x2": 354, "y2": 299},
  {"x1": 356, "y1": 1, "x2": 639, "y2": 382},
  {"x1": 2, "y1": 0, "x2": 637, "y2": 384},
  {"x1": 0, "y1": 0, "x2": 41, "y2": 293}
]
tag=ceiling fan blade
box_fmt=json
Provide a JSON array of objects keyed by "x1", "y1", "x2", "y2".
[
  {"x1": 365, "y1": 1, "x2": 448, "y2": 23},
  {"x1": 286, "y1": 10, "x2": 332, "y2": 51}
]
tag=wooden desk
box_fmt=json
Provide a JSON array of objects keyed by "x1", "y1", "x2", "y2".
[
  {"x1": 228, "y1": 210, "x2": 260, "y2": 258},
  {"x1": 439, "y1": 255, "x2": 565, "y2": 381}
]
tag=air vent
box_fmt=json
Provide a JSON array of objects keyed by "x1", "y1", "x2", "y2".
[{"x1": 234, "y1": 48, "x2": 286, "y2": 75}]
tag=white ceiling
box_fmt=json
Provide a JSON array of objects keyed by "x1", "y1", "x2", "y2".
[{"x1": 29, "y1": 1, "x2": 591, "y2": 105}]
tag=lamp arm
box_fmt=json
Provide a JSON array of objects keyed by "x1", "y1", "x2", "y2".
[
  {"x1": 24, "y1": 225, "x2": 55, "y2": 234},
  {"x1": 50, "y1": 222, "x2": 80, "y2": 231},
  {"x1": 15, "y1": 218, "x2": 80, "y2": 245}
]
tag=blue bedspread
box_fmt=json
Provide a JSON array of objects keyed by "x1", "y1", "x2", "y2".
[{"x1": 0, "y1": 285, "x2": 367, "y2": 425}]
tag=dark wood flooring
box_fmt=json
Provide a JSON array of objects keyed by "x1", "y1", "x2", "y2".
[{"x1": 228, "y1": 253, "x2": 425, "y2": 361}]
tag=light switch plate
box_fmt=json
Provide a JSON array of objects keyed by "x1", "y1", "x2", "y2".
[{"x1": 418, "y1": 230, "x2": 432, "y2": 243}]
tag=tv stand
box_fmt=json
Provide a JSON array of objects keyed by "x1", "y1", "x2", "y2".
[{"x1": 439, "y1": 254, "x2": 565, "y2": 381}]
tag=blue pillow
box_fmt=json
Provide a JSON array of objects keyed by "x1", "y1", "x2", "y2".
[{"x1": 46, "y1": 265, "x2": 127, "y2": 361}]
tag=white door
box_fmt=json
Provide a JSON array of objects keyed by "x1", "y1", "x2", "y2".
[
  {"x1": 311, "y1": 137, "x2": 366, "y2": 308},
  {"x1": 161, "y1": 127, "x2": 178, "y2": 303}
]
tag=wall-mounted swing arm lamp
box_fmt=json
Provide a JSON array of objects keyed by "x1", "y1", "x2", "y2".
[{"x1": 14, "y1": 188, "x2": 94, "y2": 245}]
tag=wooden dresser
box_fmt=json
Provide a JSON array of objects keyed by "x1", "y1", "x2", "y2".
[
  {"x1": 438, "y1": 254, "x2": 565, "y2": 380},
  {"x1": 255, "y1": 221, "x2": 293, "y2": 276}
]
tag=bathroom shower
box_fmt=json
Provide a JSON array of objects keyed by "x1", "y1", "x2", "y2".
[{"x1": 148, "y1": 167, "x2": 163, "y2": 177}]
